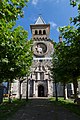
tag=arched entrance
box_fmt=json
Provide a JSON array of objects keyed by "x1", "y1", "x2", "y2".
[{"x1": 38, "y1": 85, "x2": 44, "y2": 97}]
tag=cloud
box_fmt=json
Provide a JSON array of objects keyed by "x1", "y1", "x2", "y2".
[
  {"x1": 31, "y1": 0, "x2": 65, "y2": 5},
  {"x1": 45, "y1": 0, "x2": 65, "y2": 2},
  {"x1": 32, "y1": 0, "x2": 38, "y2": 5},
  {"x1": 49, "y1": 21, "x2": 57, "y2": 28}
]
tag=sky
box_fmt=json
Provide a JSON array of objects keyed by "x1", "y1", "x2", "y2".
[{"x1": 16, "y1": 0, "x2": 78, "y2": 42}]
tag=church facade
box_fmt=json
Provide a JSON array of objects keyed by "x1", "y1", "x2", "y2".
[
  {"x1": 11, "y1": 17, "x2": 54, "y2": 98},
  {"x1": 11, "y1": 16, "x2": 80, "y2": 99}
]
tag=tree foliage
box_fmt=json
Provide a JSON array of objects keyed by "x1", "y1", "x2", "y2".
[
  {"x1": 0, "y1": 0, "x2": 28, "y2": 22},
  {"x1": 51, "y1": 0, "x2": 80, "y2": 99},
  {"x1": 0, "y1": 0, "x2": 33, "y2": 83}
]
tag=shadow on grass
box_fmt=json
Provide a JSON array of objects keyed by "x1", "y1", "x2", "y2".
[
  {"x1": 49, "y1": 97, "x2": 80, "y2": 116},
  {"x1": 0, "y1": 99, "x2": 27, "y2": 120}
]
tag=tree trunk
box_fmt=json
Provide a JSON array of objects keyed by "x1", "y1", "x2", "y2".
[
  {"x1": 8, "y1": 81, "x2": 12, "y2": 103},
  {"x1": 73, "y1": 78, "x2": 78, "y2": 99},
  {"x1": 18, "y1": 80, "x2": 22, "y2": 100},
  {"x1": 63, "y1": 82, "x2": 68, "y2": 100},
  {"x1": 26, "y1": 79, "x2": 28, "y2": 101},
  {"x1": 63, "y1": 82, "x2": 66, "y2": 100},
  {"x1": 55, "y1": 81, "x2": 58, "y2": 101}
]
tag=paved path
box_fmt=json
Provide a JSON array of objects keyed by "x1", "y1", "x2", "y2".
[{"x1": 8, "y1": 98, "x2": 80, "y2": 120}]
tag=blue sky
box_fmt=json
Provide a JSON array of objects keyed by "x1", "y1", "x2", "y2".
[{"x1": 16, "y1": 0, "x2": 78, "y2": 42}]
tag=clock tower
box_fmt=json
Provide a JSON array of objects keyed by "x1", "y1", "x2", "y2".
[{"x1": 29, "y1": 16, "x2": 54, "y2": 97}]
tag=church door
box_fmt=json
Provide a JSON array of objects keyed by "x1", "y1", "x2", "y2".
[{"x1": 38, "y1": 85, "x2": 44, "y2": 97}]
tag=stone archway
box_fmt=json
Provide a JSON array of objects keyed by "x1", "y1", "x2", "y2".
[{"x1": 38, "y1": 85, "x2": 44, "y2": 97}]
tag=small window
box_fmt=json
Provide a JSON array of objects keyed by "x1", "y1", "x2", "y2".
[
  {"x1": 43, "y1": 30, "x2": 46, "y2": 35},
  {"x1": 39, "y1": 30, "x2": 42, "y2": 35},
  {"x1": 40, "y1": 72, "x2": 44, "y2": 80},
  {"x1": 31, "y1": 74, "x2": 32, "y2": 78},
  {"x1": 35, "y1": 30, "x2": 38, "y2": 35}
]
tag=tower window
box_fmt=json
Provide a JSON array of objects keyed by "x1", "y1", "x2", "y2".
[
  {"x1": 43, "y1": 30, "x2": 46, "y2": 35},
  {"x1": 35, "y1": 30, "x2": 38, "y2": 35},
  {"x1": 39, "y1": 30, "x2": 42, "y2": 35},
  {"x1": 40, "y1": 72, "x2": 44, "y2": 80}
]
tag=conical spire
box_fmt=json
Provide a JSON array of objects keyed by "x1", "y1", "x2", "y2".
[{"x1": 35, "y1": 16, "x2": 46, "y2": 24}]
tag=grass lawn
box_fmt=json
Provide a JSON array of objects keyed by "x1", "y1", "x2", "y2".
[
  {"x1": 0, "y1": 98, "x2": 27, "y2": 120},
  {"x1": 49, "y1": 97, "x2": 80, "y2": 116}
]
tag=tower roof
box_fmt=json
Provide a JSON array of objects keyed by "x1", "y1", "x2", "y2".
[{"x1": 35, "y1": 16, "x2": 46, "y2": 24}]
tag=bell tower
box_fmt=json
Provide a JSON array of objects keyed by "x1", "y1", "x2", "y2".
[
  {"x1": 30, "y1": 16, "x2": 50, "y2": 40},
  {"x1": 29, "y1": 16, "x2": 53, "y2": 97},
  {"x1": 30, "y1": 16, "x2": 53, "y2": 58}
]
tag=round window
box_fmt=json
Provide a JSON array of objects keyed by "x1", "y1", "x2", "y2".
[{"x1": 33, "y1": 42, "x2": 47, "y2": 56}]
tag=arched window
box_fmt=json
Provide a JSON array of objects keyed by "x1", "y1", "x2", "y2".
[
  {"x1": 39, "y1": 30, "x2": 42, "y2": 35},
  {"x1": 35, "y1": 30, "x2": 38, "y2": 35},
  {"x1": 40, "y1": 72, "x2": 44, "y2": 80},
  {"x1": 43, "y1": 30, "x2": 46, "y2": 35}
]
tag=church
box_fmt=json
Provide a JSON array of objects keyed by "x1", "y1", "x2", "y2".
[
  {"x1": 11, "y1": 16, "x2": 54, "y2": 98},
  {"x1": 29, "y1": 16, "x2": 54, "y2": 97},
  {"x1": 11, "y1": 16, "x2": 80, "y2": 98}
]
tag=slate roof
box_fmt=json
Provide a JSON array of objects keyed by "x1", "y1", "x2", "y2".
[{"x1": 35, "y1": 16, "x2": 46, "y2": 24}]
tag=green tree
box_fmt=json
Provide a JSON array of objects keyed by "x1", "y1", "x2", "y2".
[
  {"x1": 59, "y1": 0, "x2": 80, "y2": 99},
  {"x1": 51, "y1": 41, "x2": 71, "y2": 100},
  {"x1": 52, "y1": 0, "x2": 80, "y2": 99},
  {"x1": 0, "y1": 0, "x2": 33, "y2": 102},
  {"x1": 0, "y1": 0, "x2": 28, "y2": 22}
]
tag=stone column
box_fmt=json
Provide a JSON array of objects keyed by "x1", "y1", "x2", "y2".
[
  {"x1": 48, "y1": 80, "x2": 50, "y2": 97},
  {"x1": 71, "y1": 83, "x2": 74, "y2": 94},
  {"x1": 35, "y1": 82, "x2": 37, "y2": 97},
  {"x1": 65, "y1": 85, "x2": 68, "y2": 99},
  {"x1": 38, "y1": 73, "x2": 40, "y2": 80},
  {"x1": 33, "y1": 80, "x2": 35, "y2": 97},
  {"x1": 28, "y1": 80, "x2": 30, "y2": 97}
]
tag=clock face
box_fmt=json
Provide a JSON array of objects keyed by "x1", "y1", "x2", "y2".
[{"x1": 33, "y1": 42, "x2": 47, "y2": 56}]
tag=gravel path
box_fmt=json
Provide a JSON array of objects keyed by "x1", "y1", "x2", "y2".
[{"x1": 7, "y1": 98, "x2": 80, "y2": 120}]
